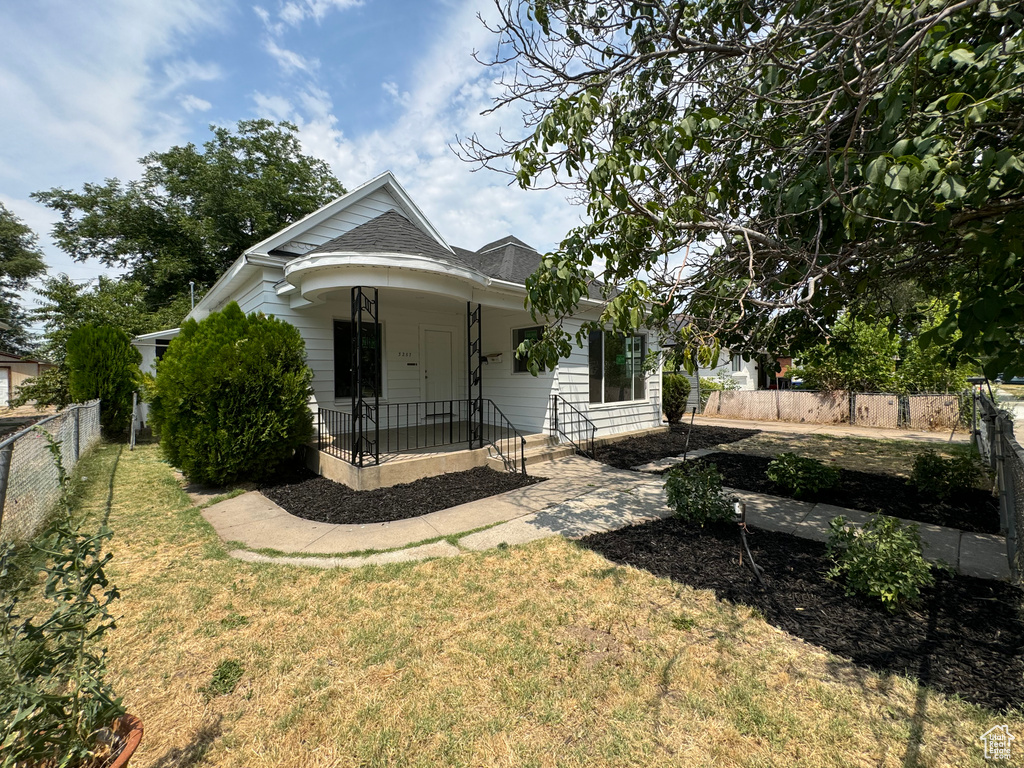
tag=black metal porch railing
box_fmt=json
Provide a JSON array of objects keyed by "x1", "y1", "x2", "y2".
[
  {"x1": 550, "y1": 394, "x2": 596, "y2": 458},
  {"x1": 315, "y1": 399, "x2": 526, "y2": 474}
]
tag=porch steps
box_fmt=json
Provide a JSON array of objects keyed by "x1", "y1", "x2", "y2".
[{"x1": 486, "y1": 433, "x2": 575, "y2": 471}]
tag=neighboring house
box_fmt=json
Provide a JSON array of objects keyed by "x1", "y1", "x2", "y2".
[
  {"x1": 134, "y1": 172, "x2": 663, "y2": 486},
  {"x1": 698, "y1": 350, "x2": 759, "y2": 391},
  {"x1": 0, "y1": 352, "x2": 55, "y2": 407}
]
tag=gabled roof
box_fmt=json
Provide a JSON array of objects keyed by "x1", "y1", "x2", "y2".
[
  {"x1": 245, "y1": 171, "x2": 453, "y2": 258},
  {"x1": 307, "y1": 210, "x2": 464, "y2": 265}
]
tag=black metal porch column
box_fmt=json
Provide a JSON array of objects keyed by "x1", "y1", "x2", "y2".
[
  {"x1": 467, "y1": 302, "x2": 483, "y2": 449},
  {"x1": 352, "y1": 286, "x2": 380, "y2": 466}
]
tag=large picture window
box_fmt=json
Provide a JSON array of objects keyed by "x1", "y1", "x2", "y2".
[
  {"x1": 512, "y1": 326, "x2": 544, "y2": 373},
  {"x1": 334, "y1": 320, "x2": 382, "y2": 399},
  {"x1": 588, "y1": 330, "x2": 647, "y2": 404}
]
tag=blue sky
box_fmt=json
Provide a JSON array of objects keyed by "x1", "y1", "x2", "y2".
[{"x1": 0, "y1": 0, "x2": 580, "y2": 331}]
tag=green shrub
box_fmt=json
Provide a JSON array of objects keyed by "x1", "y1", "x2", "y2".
[
  {"x1": 665, "y1": 461, "x2": 734, "y2": 525},
  {"x1": 766, "y1": 452, "x2": 840, "y2": 498},
  {"x1": 911, "y1": 449, "x2": 980, "y2": 499},
  {"x1": 148, "y1": 302, "x2": 313, "y2": 486},
  {"x1": 826, "y1": 513, "x2": 935, "y2": 610},
  {"x1": 66, "y1": 324, "x2": 141, "y2": 437},
  {"x1": 663, "y1": 373, "x2": 691, "y2": 423}
]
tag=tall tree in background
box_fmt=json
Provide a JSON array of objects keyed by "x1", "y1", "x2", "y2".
[
  {"x1": 463, "y1": 0, "x2": 1024, "y2": 376},
  {"x1": 33, "y1": 120, "x2": 345, "y2": 307},
  {"x1": 0, "y1": 203, "x2": 47, "y2": 353},
  {"x1": 12, "y1": 276, "x2": 190, "y2": 408}
]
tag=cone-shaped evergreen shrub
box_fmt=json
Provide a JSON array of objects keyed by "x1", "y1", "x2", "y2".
[
  {"x1": 66, "y1": 324, "x2": 141, "y2": 437},
  {"x1": 148, "y1": 302, "x2": 313, "y2": 485},
  {"x1": 663, "y1": 373, "x2": 691, "y2": 423}
]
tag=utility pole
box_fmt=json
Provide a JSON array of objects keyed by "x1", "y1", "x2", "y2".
[{"x1": 189, "y1": 281, "x2": 195, "y2": 310}]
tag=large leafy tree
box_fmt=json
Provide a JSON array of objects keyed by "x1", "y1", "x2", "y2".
[
  {"x1": 12, "y1": 276, "x2": 189, "y2": 408},
  {"x1": 34, "y1": 120, "x2": 345, "y2": 306},
  {"x1": 0, "y1": 203, "x2": 47, "y2": 353},
  {"x1": 464, "y1": 0, "x2": 1024, "y2": 376}
]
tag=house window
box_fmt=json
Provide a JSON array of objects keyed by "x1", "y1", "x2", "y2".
[
  {"x1": 588, "y1": 330, "x2": 647, "y2": 403},
  {"x1": 155, "y1": 339, "x2": 172, "y2": 360},
  {"x1": 731, "y1": 354, "x2": 743, "y2": 373},
  {"x1": 512, "y1": 326, "x2": 544, "y2": 373},
  {"x1": 334, "y1": 320, "x2": 382, "y2": 399}
]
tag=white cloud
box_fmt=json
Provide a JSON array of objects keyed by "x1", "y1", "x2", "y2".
[
  {"x1": 267, "y1": 0, "x2": 580, "y2": 253},
  {"x1": 263, "y1": 38, "x2": 319, "y2": 74},
  {"x1": 0, "y1": 0, "x2": 230, "y2": 322},
  {"x1": 279, "y1": 0, "x2": 363, "y2": 27},
  {"x1": 180, "y1": 94, "x2": 213, "y2": 113}
]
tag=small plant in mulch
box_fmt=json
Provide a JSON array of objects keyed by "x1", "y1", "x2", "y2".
[
  {"x1": 911, "y1": 449, "x2": 980, "y2": 500},
  {"x1": 664, "y1": 461, "x2": 733, "y2": 525},
  {"x1": 201, "y1": 659, "x2": 244, "y2": 698},
  {"x1": 826, "y1": 513, "x2": 935, "y2": 610},
  {"x1": 766, "y1": 452, "x2": 840, "y2": 499}
]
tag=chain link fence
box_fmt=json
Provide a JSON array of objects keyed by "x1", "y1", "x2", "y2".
[
  {"x1": 702, "y1": 389, "x2": 969, "y2": 431},
  {"x1": 975, "y1": 390, "x2": 1022, "y2": 582},
  {"x1": 0, "y1": 400, "x2": 101, "y2": 544}
]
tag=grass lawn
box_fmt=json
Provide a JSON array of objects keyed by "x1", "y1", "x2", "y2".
[
  {"x1": 713, "y1": 432, "x2": 973, "y2": 478},
  {"x1": 69, "y1": 442, "x2": 1019, "y2": 768}
]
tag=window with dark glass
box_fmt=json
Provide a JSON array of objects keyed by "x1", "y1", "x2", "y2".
[
  {"x1": 588, "y1": 331, "x2": 647, "y2": 403},
  {"x1": 731, "y1": 353, "x2": 743, "y2": 372},
  {"x1": 512, "y1": 326, "x2": 544, "y2": 373},
  {"x1": 334, "y1": 320, "x2": 382, "y2": 399},
  {"x1": 155, "y1": 339, "x2": 172, "y2": 360}
]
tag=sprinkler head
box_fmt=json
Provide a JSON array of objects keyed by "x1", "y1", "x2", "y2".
[{"x1": 733, "y1": 499, "x2": 746, "y2": 523}]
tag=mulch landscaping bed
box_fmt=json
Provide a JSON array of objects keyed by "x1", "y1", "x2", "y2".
[
  {"x1": 666, "y1": 452, "x2": 1000, "y2": 534},
  {"x1": 596, "y1": 423, "x2": 760, "y2": 470},
  {"x1": 261, "y1": 464, "x2": 544, "y2": 525},
  {"x1": 579, "y1": 517, "x2": 1024, "y2": 711}
]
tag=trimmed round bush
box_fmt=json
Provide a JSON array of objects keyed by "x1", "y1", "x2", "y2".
[
  {"x1": 149, "y1": 302, "x2": 313, "y2": 485},
  {"x1": 663, "y1": 373, "x2": 691, "y2": 423},
  {"x1": 665, "y1": 460, "x2": 733, "y2": 525},
  {"x1": 66, "y1": 324, "x2": 141, "y2": 437}
]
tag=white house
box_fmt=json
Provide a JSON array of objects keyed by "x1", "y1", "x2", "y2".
[
  {"x1": 698, "y1": 350, "x2": 759, "y2": 391},
  {"x1": 134, "y1": 172, "x2": 663, "y2": 487}
]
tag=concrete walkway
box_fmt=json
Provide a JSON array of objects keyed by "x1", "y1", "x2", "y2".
[
  {"x1": 692, "y1": 415, "x2": 970, "y2": 443},
  {"x1": 202, "y1": 454, "x2": 1009, "y2": 580}
]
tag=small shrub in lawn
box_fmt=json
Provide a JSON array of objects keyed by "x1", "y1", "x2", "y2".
[
  {"x1": 826, "y1": 513, "x2": 935, "y2": 610},
  {"x1": 665, "y1": 461, "x2": 733, "y2": 525},
  {"x1": 662, "y1": 373, "x2": 691, "y2": 423},
  {"x1": 911, "y1": 449, "x2": 980, "y2": 499},
  {"x1": 202, "y1": 659, "x2": 244, "y2": 697},
  {"x1": 766, "y1": 452, "x2": 840, "y2": 499}
]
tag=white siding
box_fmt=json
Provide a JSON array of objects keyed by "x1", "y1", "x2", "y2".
[
  {"x1": 699, "y1": 350, "x2": 759, "y2": 391},
  {"x1": 556, "y1": 317, "x2": 663, "y2": 437},
  {"x1": 201, "y1": 272, "x2": 661, "y2": 438}
]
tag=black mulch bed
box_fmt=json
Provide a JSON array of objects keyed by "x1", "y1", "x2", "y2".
[
  {"x1": 597, "y1": 423, "x2": 760, "y2": 470},
  {"x1": 261, "y1": 464, "x2": 544, "y2": 525},
  {"x1": 669, "y1": 452, "x2": 1000, "y2": 534},
  {"x1": 579, "y1": 517, "x2": 1024, "y2": 711}
]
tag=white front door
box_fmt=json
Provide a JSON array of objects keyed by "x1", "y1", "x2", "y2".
[{"x1": 423, "y1": 329, "x2": 453, "y2": 401}]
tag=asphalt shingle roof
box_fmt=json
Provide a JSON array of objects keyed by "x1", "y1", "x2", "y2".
[
  {"x1": 295, "y1": 210, "x2": 601, "y2": 296},
  {"x1": 305, "y1": 210, "x2": 462, "y2": 265}
]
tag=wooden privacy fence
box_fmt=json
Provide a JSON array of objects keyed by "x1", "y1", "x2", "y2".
[{"x1": 702, "y1": 390, "x2": 967, "y2": 431}]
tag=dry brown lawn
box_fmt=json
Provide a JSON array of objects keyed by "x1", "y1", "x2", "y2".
[{"x1": 71, "y1": 443, "x2": 1019, "y2": 768}]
